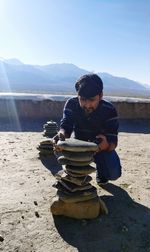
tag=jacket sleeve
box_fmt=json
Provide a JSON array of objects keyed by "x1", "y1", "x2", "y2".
[
  {"x1": 60, "y1": 99, "x2": 74, "y2": 137},
  {"x1": 104, "y1": 106, "x2": 119, "y2": 145}
]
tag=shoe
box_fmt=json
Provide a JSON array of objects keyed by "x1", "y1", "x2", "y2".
[{"x1": 97, "y1": 178, "x2": 108, "y2": 186}]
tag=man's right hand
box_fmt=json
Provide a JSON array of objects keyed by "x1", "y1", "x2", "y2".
[
  {"x1": 53, "y1": 131, "x2": 65, "y2": 144},
  {"x1": 52, "y1": 131, "x2": 65, "y2": 153}
]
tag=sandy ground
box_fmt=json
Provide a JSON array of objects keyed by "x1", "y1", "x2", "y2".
[{"x1": 0, "y1": 130, "x2": 150, "y2": 252}]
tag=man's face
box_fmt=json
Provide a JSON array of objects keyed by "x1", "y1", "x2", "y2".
[{"x1": 78, "y1": 93, "x2": 102, "y2": 115}]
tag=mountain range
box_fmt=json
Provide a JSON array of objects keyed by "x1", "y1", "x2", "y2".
[{"x1": 0, "y1": 58, "x2": 150, "y2": 98}]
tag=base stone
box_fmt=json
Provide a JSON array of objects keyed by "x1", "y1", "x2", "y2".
[{"x1": 50, "y1": 196, "x2": 108, "y2": 219}]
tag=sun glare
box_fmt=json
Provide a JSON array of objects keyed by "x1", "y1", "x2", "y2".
[
  {"x1": 0, "y1": 61, "x2": 22, "y2": 131},
  {"x1": 0, "y1": 0, "x2": 6, "y2": 18}
]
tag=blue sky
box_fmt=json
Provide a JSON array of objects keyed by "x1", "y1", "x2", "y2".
[{"x1": 0, "y1": 0, "x2": 150, "y2": 85}]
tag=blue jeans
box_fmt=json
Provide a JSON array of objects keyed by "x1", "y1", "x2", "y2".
[{"x1": 94, "y1": 150, "x2": 122, "y2": 181}]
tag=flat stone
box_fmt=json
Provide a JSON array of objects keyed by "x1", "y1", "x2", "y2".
[
  {"x1": 65, "y1": 165, "x2": 96, "y2": 175},
  {"x1": 53, "y1": 182, "x2": 71, "y2": 195},
  {"x1": 62, "y1": 150, "x2": 94, "y2": 161},
  {"x1": 39, "y1": 139, "x2": 54, "y2": 145},
  {"x1": 56, "y1": 187, "x2": 98, "y2": 203},
  {"x1": 57, "y1": 138, "x2": 98, "y2": 152},
  {"x1": 54, "y1": 180, "x2": 93, "y2": 192},
  {"x1": 37, "y1": 145, "x2": 53, "y2": 150},
  {"x1": 62, "y1": 175, "x2": 92, "y2": 186},
  {"x1": 44, "y1": 129, "x2": 57, "y2": 133},
  {"x1": 55, "y1": 170, "x2": 92, "y2": 186},
  {"x1": 44, "y1": 124, "x2": 58, "y2": 128},
  {"x1": 38, "y1": 149, "x2": 54, "y2": 155},
  {"x1": 57, "y1": 156, "x2": 92, "y2": 166},
  {"x1": 65, "y1": 170, "x2": 88, "y2": 177},
  {"x1": 50, "y1": 196, "x2": 108, "y2": 219},
  {"x1": 43, "y1": 132, "x2": 57, "y2": 137},
  {"x1": 45, "y1": 121, "x2": 58, "y2": 125},
  {"x1": 43, "y1": 130, "x2": 57, "y2": 134}
]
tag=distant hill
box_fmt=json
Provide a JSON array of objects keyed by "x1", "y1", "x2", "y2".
[
  {"x1": 0, "y1": 58, "x2": 150, "y2": 98},
  {"x1": 0, "y1": 58, "x2": 24, "y2": 65}
]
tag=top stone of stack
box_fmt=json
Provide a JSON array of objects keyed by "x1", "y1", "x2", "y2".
[{"x1": 57, "y1": 138, "x2": 98, "y2": 152}]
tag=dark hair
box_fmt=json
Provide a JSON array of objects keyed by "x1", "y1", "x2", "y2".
[{"x1": 75, "y1": 74, "x2": 103, "y2": 98}]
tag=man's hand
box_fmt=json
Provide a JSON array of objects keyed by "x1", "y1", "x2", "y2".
[
  {"x1": 95, "y1": 134, "x2": 109, "y2": 152},
  {"x1": 53, "y1": 131, "x2": 65, "y2": 153},
  {"x1": 53, "y1": 131, "x2": 65, "y2": 143}
]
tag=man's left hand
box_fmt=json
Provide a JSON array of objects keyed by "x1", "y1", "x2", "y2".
[{"x1": 95, "y1": 134, "x2": 109, "y2": 152}]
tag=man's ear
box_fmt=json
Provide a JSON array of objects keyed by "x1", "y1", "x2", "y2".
[
  {"x1": 99, "y1": 92, "x2": 103, "y2": 99},
  {"x1": 77, "y1": 93, "x2": 81, "y2": 100}
]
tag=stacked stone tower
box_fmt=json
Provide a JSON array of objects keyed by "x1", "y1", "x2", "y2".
[
  {"x1": 43, "y1": 120, "x2": 58, "y2": 138},
  {"x1": 37, "y1": 139, "x2": 54, "y2": 157},
  {"x1": 51, "y1": 138, "x2": 108, "y2": 219},
  {"x1": 37, "y1": 120, "x2": 58, "y2": 157}
]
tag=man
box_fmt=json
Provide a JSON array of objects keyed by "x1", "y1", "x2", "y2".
[{"x1": 54, "y1": 74, "x2": 121, "y2": 185}]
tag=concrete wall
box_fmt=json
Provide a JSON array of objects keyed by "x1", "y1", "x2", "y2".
[
  {"x1": 0, "y1": 94, "x2": 150, "y2": 121},
  {"x1": 113, "y1": 100, "x2": 150, "y2": 119}
]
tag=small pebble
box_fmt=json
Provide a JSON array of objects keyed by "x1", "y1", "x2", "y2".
[
  {"x1": 0, "y1": 235, "x2": 4, "y2": 242},
  {"x1": 34, "y1": 201, "x2": 38, "y2": 206},
  {"x1": 35, "y1": 211, "x2": 40, "y2": 218}
]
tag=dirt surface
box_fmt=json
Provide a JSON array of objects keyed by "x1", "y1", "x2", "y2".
[{"x1": 0, "y1": 131, "x2": 150, "y2": 252}]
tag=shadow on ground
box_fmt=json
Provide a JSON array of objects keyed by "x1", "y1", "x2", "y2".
[
  {"x1": 40, "y1": 154, "x2": 63, "y2": 175},
  {"x1": 53, "y1": 183, "x2": 150, "y2": 252},
  {"x1": 119, "y1": 119, "x2": 150, "y2": 134}
]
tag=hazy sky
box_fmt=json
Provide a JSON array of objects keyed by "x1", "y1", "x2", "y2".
[{"x1": 0, "y1": 0, "x2": 150, "y2": 84}]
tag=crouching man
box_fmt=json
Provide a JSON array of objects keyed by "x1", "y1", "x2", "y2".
[{"x1": 54, "y1": 74, "x2": 122, "y2": 185}]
